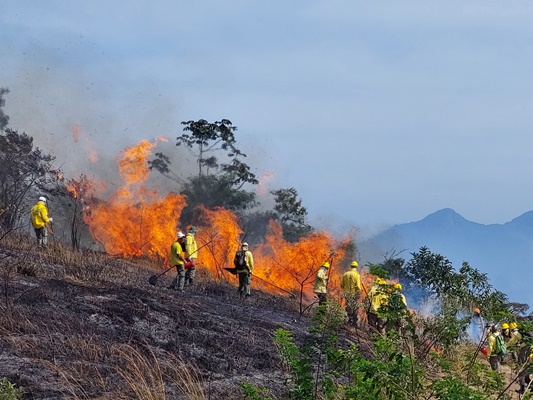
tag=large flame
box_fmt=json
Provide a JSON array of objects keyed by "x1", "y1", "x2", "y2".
[
  {"x1": 83, "y1": 138, "x2": 357, "y2": 303},
  {"x1": 86, "y1": 138, "x2": 185, "y2": 259}
]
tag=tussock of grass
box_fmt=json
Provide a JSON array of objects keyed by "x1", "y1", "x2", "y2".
[{"x1": 113, "y1": 344, "x2": 206, "y2": 400}]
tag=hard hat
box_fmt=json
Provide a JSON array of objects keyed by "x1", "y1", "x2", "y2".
[
  {"x1": 177, "y1": 231, "x2": 185, "y2": 238},
  {"x1": 501, "y1": 323, "x2": 509, "y2": 330},
  {"x1": 242, "y1": 242, "x2": 249, "y2": 247},
  {"x1": 350, "y1": 261, "x2": 358, "y2": 268},
  {"x1": 39, "y1": 196, "x2": 47, "y2": 203},
  {"x1": 394, "y1": 283, "x2": 402, "y2": 291},
  {"x1": 474, "y1": 308, "x2": 480, "y2": 314},
  {"x1": 510, "y1": 322, "x2": 518, "y2": 330},
  {"x1": 188, "y1": 226, "x2": 198, "y2": 233},
  {"x1": 321, "y1": 262, "x2": 330, "y2": 268}
]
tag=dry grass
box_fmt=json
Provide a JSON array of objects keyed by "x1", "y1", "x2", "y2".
[{"x1": 113, "y1": 344, "x2": 206, "y2": 400}]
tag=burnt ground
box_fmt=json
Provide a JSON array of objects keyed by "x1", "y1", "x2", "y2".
[
  {"x1": 2, "y1": 238, "x2": 523, "y2": 400},
  {"x1": 0, "y1": 239, "x2": 363, "y2": 400}
]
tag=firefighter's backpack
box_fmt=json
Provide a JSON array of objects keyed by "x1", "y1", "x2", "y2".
[
  {"x1": 495, "y1": 334, "x2": 507, "y2": 355},
  {"x1": 233, "y1": 250, "x2": 247, "y2": 270}
]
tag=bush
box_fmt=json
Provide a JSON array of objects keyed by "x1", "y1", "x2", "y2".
[{"x1": 0, "y1": 377, "x2": 23, "y2": 400}]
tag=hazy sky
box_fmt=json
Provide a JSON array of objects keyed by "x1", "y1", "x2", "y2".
[{"x1": 2, "y1": 1, "x2": 533, "y2": 234}]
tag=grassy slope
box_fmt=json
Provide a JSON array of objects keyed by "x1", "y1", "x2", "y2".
[{"x1": 0, "y1": 233, "x2": 312, "y2": 399}]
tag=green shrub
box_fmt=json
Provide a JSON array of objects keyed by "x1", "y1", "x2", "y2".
[{"x1": 0, "y1": 377, "x2": 23, "y2": 400}]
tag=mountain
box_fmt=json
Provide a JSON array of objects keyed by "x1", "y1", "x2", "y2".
[{"x1": 359, "y1": 208, "x2": 533, "y2": 308}]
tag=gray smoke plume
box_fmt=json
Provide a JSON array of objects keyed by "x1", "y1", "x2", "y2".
[{"x1": 0, "y1": 88, "x2": 9, "y2": 130}]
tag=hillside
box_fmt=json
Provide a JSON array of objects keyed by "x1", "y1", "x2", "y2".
[
  {"x1": 359, "y1": 208, "x2": 533, "y2": 307},
  {"x1": 0, "y1": 234, "x2": 319, "y2": 399},
  {"x1": 1, "y1": 232, "x2": 527, "y2": 400}
]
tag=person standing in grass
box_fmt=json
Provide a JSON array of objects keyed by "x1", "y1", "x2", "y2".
[
  {"x1": 235, "y1": 242, "x2": 254, "y2": 299},
  {"x1": 30, "y1": 196, "x2": 53, "y2": 248},
  {"x1": 184, "y1": 226, "x2": 198, "y2": 287},
  {"x1": 313, "y1": 262, "x2": 330, "y2": 306},
  {"x1": 168, "y1": 231, "x2": 186, "y2": 292},
  {"x1": 341, "y1": 261, "x2": 362, "y2": 326}
]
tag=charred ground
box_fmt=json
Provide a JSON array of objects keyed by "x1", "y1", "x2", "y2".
[{"x1": 0, "y1": 232, "x2": 362, "y2": 400}]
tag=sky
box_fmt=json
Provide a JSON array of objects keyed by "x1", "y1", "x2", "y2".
[{"x1": 2, "y1": 1, "x2": 533, "y2": 236}]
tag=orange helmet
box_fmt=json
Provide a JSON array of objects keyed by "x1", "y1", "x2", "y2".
[{"x1": 474, "y1": 308, "x2": 480, "y2": 314}]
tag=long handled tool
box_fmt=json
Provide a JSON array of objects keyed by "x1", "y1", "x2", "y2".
[{"x1": 148, "y1": 236, "x2": 216, "y2": 286}]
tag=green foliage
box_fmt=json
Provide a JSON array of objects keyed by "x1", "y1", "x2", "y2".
[
  {"x1": 0, "y1": 377, "x2": 23, "y2": 400},
  {"x1": 431, "y1": 377, "x2": 485, "y2": 400},
  {"x1": 366, "y1": 263, "x2": 390, "y2": 280},
  {"x1": 271, "y1": 187, "x2": 312, "y2": 242},
  {"x1": 272, "y1": 328, "x2": 314, "y2": 399},
  {"x1": 0, "y1": 128, "x2": 57, "y2": 229},
  {"x1": 241, "y1": 381, "x2": 273, "y2": 400},
  {"x1": 379, "y1": 256, "x2": 405, "y2": 280}
]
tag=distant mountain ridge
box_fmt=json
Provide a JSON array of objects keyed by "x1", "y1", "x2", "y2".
[{"x1": 359, "y1": 208, "x2": 533, "y2": 308}]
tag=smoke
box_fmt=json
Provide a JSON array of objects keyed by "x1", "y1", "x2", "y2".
[
  {"x1": 0, "y1": 88, "x2": 9, "y2": 130},
  {"x1": 1, "y1": 47, "x2": 187, "y2": 194}
]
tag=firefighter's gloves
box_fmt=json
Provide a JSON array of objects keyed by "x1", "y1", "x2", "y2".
[{"x1": 49, "y1": 218, "x2": 53, "y2": 223}]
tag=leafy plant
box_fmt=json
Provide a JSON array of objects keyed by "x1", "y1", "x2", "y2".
[
  {"x1": 241, "y1": 381, "x2": 273, "y2": 400},
  {"x1": 0, "y1": 377, "x2": 23, "y2": 400}
]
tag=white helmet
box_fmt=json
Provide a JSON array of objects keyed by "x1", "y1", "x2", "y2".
[
  {"x1": 38, "y1": 196, "x2": 47, "y2": 203},
  {"x1": 242, "y1": 242, "x2": 249, "y2": 247}
]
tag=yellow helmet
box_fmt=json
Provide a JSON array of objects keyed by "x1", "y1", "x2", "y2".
[
  {"x1": 510, "y1": 322, "x2": 518, "y2": 330},
  {"x1": 501, "y1": 323, "x2": 509, "y2": 330},
  {"x1": 394, "y1": 283, "x2": 402, "y2": 291},
  {"x1": 350, "y1": 261, "x2": 359, "y2": 268},
  {"x1": 322, "y1": 262, "x2": 330, "y2": 269}
]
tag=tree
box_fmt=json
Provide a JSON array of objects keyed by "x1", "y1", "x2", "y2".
[
  {"x1": 0, "y1": 129, "x2": 57, "y2": 230},
  {"x1": 271, "y1": 187, "x2": 312, "y2": 242},
  {"x1": 149, "y1": 119, "x2": 259, "y2": 225},
  {"x1": 59, "y1": 174, "x2": 94, "y2": 250}
]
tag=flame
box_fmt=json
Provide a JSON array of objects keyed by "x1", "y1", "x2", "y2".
[
  {"x1": 86, "y1": 138, "x2": 184, "y2": 259},
  {"x1": 82, "y1": 138, "x2": 356, "y2": 303}
]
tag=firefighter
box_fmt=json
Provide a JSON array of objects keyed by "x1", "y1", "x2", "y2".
[
  {"x1": 236, "y1": 242, "x2": 254, "y2": 299},
  {"x1": 501, "y1": 323, "x2": 511, "y2": 341},
  {"x1": 30, "y1": 196, "x2": 53, "y2": 248},
  {"x1": 472, "y1": 308, "x2": 485, "y2": 342},
  {"x1": 367, "y1": 277, "x2": 389, "y2": 334},
  {"x1": 486, "y1": 325, "x2": 506, "y2": 372},
  {"x1": 313, "y1": 262, "x2": 330, "y2": 306},
  {"x1": 168, "y1": 231, "x2": 186, "y2": 292},
  {"x1": 184, "y1": 226, "x2": 198, "y2": 287},
  {"x1": 341, "y1": 261, "x2": 362, "y2": 326},
  {"x1": 507, "y1": 322, "x2": 523, "y2": 361},
  {"x1": 387, "y1": 283, "x2": 408, "y2": 332}
]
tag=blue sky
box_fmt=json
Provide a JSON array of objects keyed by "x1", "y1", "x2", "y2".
[{"x1": 2, "y1": 1, "x2": 533, "y2": 234}]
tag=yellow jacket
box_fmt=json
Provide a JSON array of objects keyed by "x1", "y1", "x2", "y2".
[
  {"x1": 30, "y1": 201, "x2": 50, "y2": 229},
  {"x1": 508, "y1": 329, "x2": 522, "y2": 347},
  {"x1": 313, "y1": 266, "x2": 329, "y2": 294},
  {"x1": 487, "y1": 333, "x2": 497, "y2": 357},
  {"x1": 184, "y1": 233, "x2": 198, "y2": 260},
  {"x1": 341, "y1": 269, "x2": 361, "y2": 294},
  {"x1": 170, "y1": 241, "x2": 184, "y2": 267},
  {"x1": 236, "y1": 250, "x2": 254, "y2": 274},
  {"x1": 368, "y1": 285, "x2": 389, "y2": 313}
]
